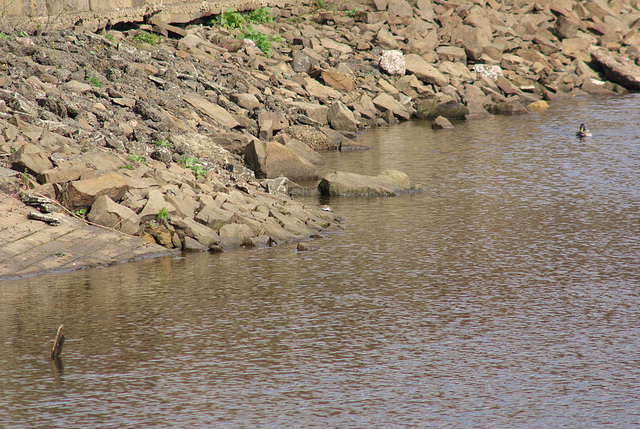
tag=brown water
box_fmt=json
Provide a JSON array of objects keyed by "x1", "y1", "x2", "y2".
[{"x1": 2, "y1": 95, "x2": 640, "y2": 427}]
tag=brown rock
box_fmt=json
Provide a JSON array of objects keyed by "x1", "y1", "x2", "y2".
[
  {"x1": 170, "y1": 216, "x2": 220, "y2": 247},
  {"x1": 281, "y1": 136, "x2": 326, "y2": 166},
  {"x1": 404, "y1": 54, "x2": 449, "y2": 86},
  {"x1": 591, "y1": 49, "x2": 640, "y2": 91},
  {"x1": 321, "y1": 70, "x2": 354, "y2": 92},
  {"x1": 219, "y1": 223, "x2": 254, "y2": 248},
  {"x1": 327, "y1": 101, "x2": 359, "y2": 132},
  {"x1": 184, "y1": 93, "x2": 240, "y2": 129},
  {"x1": 319, "y1": 170, "x2": 416, "y2": 196},
  {"x1": 87, "y1": 195, "x2": 143, "y2": 236},
  {"x1": 244, "y1": 140, "x2": 318, "y2": 181},
  {"x1": 10, "y1": 143, "x2": 53, "y2": 176},
  {"x1": 554, "y1": 15, "x2": 580, "y2": 40},
  {"x1": 287, "y1": 101, "x2": 329, "y2": 125},
  {"x1": 431, "y1": 116, "x2": 454, "y2": 129},
  {"x1": 372, "y1": 93, "x2": 411, "y2": 120},
  {"x1": 65, "y1": 172, "x2": 129, "y2": 210},
  {"x1": 138, "y1": 189, "x2": 175, "y2": 221},
  {"x1": 37, "y1": 168, "x2": 82, "y2": 184},
  {"x1": 195, "y1": 202, "x2": 233, "y2": 230},
  {"x1": 230, "y1": 93, "x2": 260, "y2": 110}
]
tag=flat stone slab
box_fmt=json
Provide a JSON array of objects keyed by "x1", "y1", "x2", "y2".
[{"x1": 0, "y1": 192, "x2": 177, "y2": 280}]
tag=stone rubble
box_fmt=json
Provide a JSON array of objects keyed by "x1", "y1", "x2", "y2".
[{"x1": 1, "y1": 0, "x2": 640, "y2": 275}]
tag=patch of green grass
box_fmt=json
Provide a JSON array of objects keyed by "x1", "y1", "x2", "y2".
[
  {"x1": 345, "y1": 7, "x2": 358, "y2": 17},
  {"x1": 105, "y1": 33, "x2": 114, "y2": 42},
  {"x1": 132, "y1": 30, "x2": 162, "y2": 46},
  {"x1": 312, "y1": 0, "x2": 326, "y2": 9},
  {"x1": 118, "y1": 164, "x2": 134, "y2": 170},
  {"x1": 248, "y1": 7, "x2": 273, "y2": 23},
  {"x1": 0, "y1": 32, "x2": 9, "y2": 40},
  {"x1": 85, "y1": 76, "x2": 102, "y2": 88}
]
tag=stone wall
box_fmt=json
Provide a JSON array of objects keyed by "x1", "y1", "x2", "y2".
[{"x1": 0, "y1": 0, "x2": 292, "y2": 31}]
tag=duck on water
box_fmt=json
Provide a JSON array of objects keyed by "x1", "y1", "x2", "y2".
[{"x1": 576, "y1": 123, "x2": 592, "y2": 138}]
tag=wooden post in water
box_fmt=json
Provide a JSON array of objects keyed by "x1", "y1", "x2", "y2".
[{"x1": 51, "y1": 324, "x2": 65, "y2": 359}]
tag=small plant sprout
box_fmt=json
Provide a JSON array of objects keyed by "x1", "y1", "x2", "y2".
[
  {"x1": 178, "y1": 156, "x2": 197, "y2": 168},
  {"x1": 190, "y1": 165, "x2": 208, "y2": 179},
  {"x1": 153, "y1": 139, "x2": 173, "y2": 148},
  {"x1": 156, "y1": 207, "x2": 169, "y2": 220},
  {"x1": 126, "y1": 154, "x2": 148, "y2": 166},
  {"x1": 74, "y1": 208, "x2": 88, "y2": 218}
]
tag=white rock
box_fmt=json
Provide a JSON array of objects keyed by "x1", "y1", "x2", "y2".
[
  {"x1": 379, "y1": 50, "x2": 406, "y2": 76},
  {"x1": 473, "y1": 64, "x2": 503, "y2": 81}
]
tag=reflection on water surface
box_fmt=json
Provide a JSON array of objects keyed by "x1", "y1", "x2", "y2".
[{"x1": 2, "y1": 95, "x2": 640, "y2": 427}]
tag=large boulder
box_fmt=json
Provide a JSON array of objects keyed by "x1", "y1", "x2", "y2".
[
  {"x1": 87, "y1": 195, "x2": 143, "y2": 236},
  {"x1": 244, "y1": 140, "x2": 318, "y2": 181},
  {"x1": 219, "y1": 223, "x2": 254, "y2": 248},
  {"x1": 65, "y1": 172, "x2": 129, "y2": 210},
  {"x1": 183, "y1": 93, "x2": 240, "y2": 129},
  {"x1": 276, "y1": 134, "x2": 326, "y2": 166},
  {"x1": 327, "y1": 101, "x2": 359, "y2": 132},
  {"x1": 287, "y1": 101, "x2": 329, "y2": 125},
  {"x1": 372, "y1": 93, "x2": 411, "y2": 120},
  {"x1": 10, "y1": 144, "x2": 53, "y2": 176},
  {"x1": 195, "y1": 202, "x2": 234, "y2": 231},
  {"x1": 170, "y1": 216, "x2": 220, "y2": 247},
  {"x1": 591, "y1": 50, "x2": 640, "y2": 91},
  {"x1": 415, "y1": 98, "x2": 469, "y2": 119},
  {"x1": 379, "y1": 50, "x2": 406, "y2": 75},
  {"x1": 318, "y1": 170, "x2": 418, "y2": 196},
  {"x1": 138, "y1": 189, "x2": 176, "y2": 221},
  {"x1": 404, "y1": 54, "x2": 448, "y2": 86}
]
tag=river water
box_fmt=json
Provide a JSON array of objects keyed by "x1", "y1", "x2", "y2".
[{"x1": 2, "y1": 95, "x2": 640, "y2": 427}]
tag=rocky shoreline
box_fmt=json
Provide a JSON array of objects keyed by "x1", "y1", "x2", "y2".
[{"x1": 1, "y1": 0, "x2": 640, "y2": 277}]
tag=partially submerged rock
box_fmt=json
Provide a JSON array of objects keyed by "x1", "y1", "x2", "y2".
[
  {"x1": 318, "y1": 170, "x2": 419, "y2": 197},
  {"x1": 591, "y1": 50, "x2": 640, "y2": 91}
]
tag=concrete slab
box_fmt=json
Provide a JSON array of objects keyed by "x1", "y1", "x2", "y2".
[{"x1": 0, "y1": 192, "x2": 177, "y2": 280}]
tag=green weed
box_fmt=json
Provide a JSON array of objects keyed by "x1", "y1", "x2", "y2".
[
  {"x1": 190, "y1": 165, "x2": 208, "y2": 179},
  {"x1": 345, "y1": 8, "x2": 358, "y2": 17},
  {"x1": 74, "y1": 208, "x2": 87, "y2": 218},
  {"x1": 156, "y1": 207, "x2": 169, "y2": 220},
  {"x1": 241, "y1": 26, "x2": 281, "y2": 58},
  {"x1": 126, "y1": 154, "x2": 148, "y2": 165},
  {"x1": 211, "y1": 8, "x2": 246, "y2": 29},
  {"x1": 248, "y1": 7, "x2": 273, "y2": 23},
  {"x1": 178, "y1": 155, "x2": 197, "y2": 168},
  {"x1": 0, "y1": 32, "x2": 9, "y2": 40},
  {"x1": 153, "y1": 139, "x2": 173, "y2": 148}
]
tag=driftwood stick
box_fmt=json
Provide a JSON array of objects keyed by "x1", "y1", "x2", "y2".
[{"x1": 51, "y1": 324, "x2": 65, "y2": 359}]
